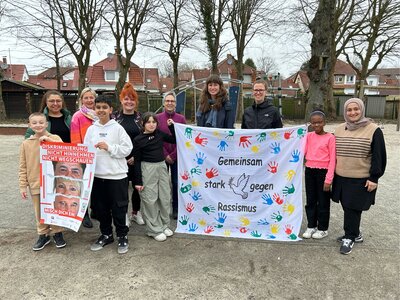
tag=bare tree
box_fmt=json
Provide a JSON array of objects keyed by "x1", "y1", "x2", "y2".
[
  {"x1": 10, "y1": 0, "x2": 71, "y2": 90},
  {"x1": 343, "y1": 0, "x2": 400, "y2": 99},
  {"x1": 104, "y1": 0, "x2": 156, "y2": 96},
  {"x1": 0, "y1": 0, "x2": 9, "y2": 120},
  {"x1": 193, "y1": 0, "x2": 231, "y2": 74},
  {"x1": 256, "y1": 54, "x2": 277, "y2": 75},
  {"x1": 51, "y1": 0, "x2": 106, "y2": 97},
  {"x1": 145, "y1": 0, "x2": 197, "y2": 88}
]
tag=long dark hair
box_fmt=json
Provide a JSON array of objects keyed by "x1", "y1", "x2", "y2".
[{"x1": 199, "y1": 74, "x2": 228, "y2": 112}]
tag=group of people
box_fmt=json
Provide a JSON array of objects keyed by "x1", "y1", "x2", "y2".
[{"x1": 18, "y1": 74, "x2": 386, "y2": 256}]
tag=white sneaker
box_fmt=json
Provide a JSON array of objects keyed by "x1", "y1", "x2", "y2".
[
  {"x1": 312, "y1": 230, "x2": 328, "y2": 239},
  {"x1": 302, "y1": 227, "x2": 317, "y2": 239},
  {"x1": 131, "y1": 211, "x2": 145, "y2": 225},
  {"x1": 164, "y1": 228, "x2": 174, "y2": 237},
  {"x1": 153, "y1": 233, "x2": 167, "y2": 242}
]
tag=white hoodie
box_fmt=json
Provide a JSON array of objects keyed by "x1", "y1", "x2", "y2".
[{"x1": 84, "y1": 119, "x2": 133, "y2": 180}]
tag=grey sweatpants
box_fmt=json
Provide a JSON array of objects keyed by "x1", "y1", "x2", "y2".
[{"x1": 139, "y1": 161, "x2": 171, "y2": 236}]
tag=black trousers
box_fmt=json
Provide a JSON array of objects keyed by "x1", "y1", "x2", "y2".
[
  {"x1": 91, "y1": 177, "x2": 129, "y2": 237},
  {"x1": 167, "y1": 161, "x2": 178, "y2": 214},
  {"x1": 305, "y1": 167, "x2": 331, "y2": 231},
  {"x1": 343, "y1": 206, "x2": 362, "y2": 241},
  {"x1": 128, "y1": 164, "x2": 141, "y2": 212}
]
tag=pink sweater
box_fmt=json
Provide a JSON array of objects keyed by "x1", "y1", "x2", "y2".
[
  {"x1": 304, "y1": 132, "x2": 336, "y2": 184},
  {"x1": 70, "y1": 111, "x2": 95, "y2": 144}
]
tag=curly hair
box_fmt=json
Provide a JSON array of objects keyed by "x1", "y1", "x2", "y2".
[
  {"x1": 119, "y1": 82, "x2": 139, "y2": 106},
  {"x1": 199, "y1": 74, "x2": 228, "y2": 112}
]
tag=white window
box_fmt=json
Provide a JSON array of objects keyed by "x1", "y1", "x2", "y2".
[
  {"x1": 243, "y1": 75, "x2": 252, "y2": 84},
  {"x1": 62, "y1": 82, "x2": 68, "y2": 87},
  {"x1": 162, "y1": 84, "x2": 167, "y2": 88},
  {"x1": 105, "y1": 71, "x2": 119, "y2": 81},
  {"x1": 146, "y1": 78, "x2": 152, "y2": 83},
  {"x1": 334, "y1": 75, "x2": 344, "y2": 83},
  {"x1": 347, "y1": 75, "x2": 354, "y2": 83}
]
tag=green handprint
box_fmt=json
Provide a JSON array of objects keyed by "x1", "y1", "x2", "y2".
[
  {"x1": 256, "y1": 132, "x2": 267, "y2": 142},
  {"x1": 185, "y1": 127, "x2": 193, "y2": 139},
  {"x1": 288, "y1": 233, "x2": 297, "y2": 240},
  {"x1": 283, "y1": 184, "x2": 295, "y2": 196},
  {"x1": 225, "y1": 130, "x2": 234, "y2": 140},
  {"x1": 251, "y1": 230, "x2": 262, "y2": 238},
  {"x1": 202, "y1": 205, "x2": 215, "y2": 215},
  {"x1": 180, "y1": 183, "x2": 192, "y2": 194},
  {"x1": 297, "y1": 128, "x2": 306, "y2": 138},
  {"x1": 215, "y1": 224, "x2": 224, "y2": 228},
  {"x1": 179, "y1": 215, "x2": 189, "y2": 225}
]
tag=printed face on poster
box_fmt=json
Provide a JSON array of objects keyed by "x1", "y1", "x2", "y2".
[{"x1": 40, "y1": 142, "x2": 96, "y2": 232}]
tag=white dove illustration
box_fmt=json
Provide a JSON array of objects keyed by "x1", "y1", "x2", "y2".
[{"x1": 228, "y1": 173, "x2": 250, "y2": 199}]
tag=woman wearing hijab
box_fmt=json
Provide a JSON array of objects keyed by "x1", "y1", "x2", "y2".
[{"x1": 332, "y1": 98, "x2": 386, "y2": 255}]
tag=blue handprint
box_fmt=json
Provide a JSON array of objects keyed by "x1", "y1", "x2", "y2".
[
  {"x1": 257, "y1": 218, "x2": 270, "y2": 225},
  {"x1": 262, "y1": 194, "x2": 273, "y2": 205},
  {"x1": 189, "y1": 191, "x2": 202, "y2": 201},
  {"x1": 267, "y1": 235, "x2": 276, "y2": 239},
  {"x1": 190, "y1": 166, "x2": 201, "y2": 175},
  {"x1": 188, "y1": 223, "x2": 198, "y2": 232},
  {"x1": 217, "y1": 140, "x2": 228, "y2": 151},
  {"x1": 215, "y1": 212, "x2": 227, "y2": 224},
  {"x1": 194, "y1": 152, "x2": 207, "y2": 165},
  {"x1": 185, "y1": 127, "x2": 193, "y2": 139},
  {"x1": 251, "y1": 230, "x2": 262, "y2": 238},
  {"x1": 289, "y1": 149, "x2": 300, "y2": 163},
  {"x1": 270, "y1": 142, "x2": 281, "y2": 154},
  {"x1": 179, "y1": 215, "x2": 189, "y2": 225}
]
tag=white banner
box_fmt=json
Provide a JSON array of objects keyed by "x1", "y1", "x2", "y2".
[
  {"x1": 175, "y1": 124, "x2": 307, "y2": 241},
  {"x1": 40, "y1": 142, "x2": 96, "y2": 232}
]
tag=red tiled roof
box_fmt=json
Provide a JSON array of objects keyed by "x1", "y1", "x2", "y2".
[
  {"x1": 3, "y1": 64, "x2": 27, "y2": 81},
  {"x1": 160, "y1": 77, "x2": 174, "y2": 93},
  {"x1": 28, "y1": 75, "x2": 74, "y2": 91},
  {"x1": 218, "y1": 54, "x2": 256, "y2": 76},
  {"x1": 36, "y1": 67, "x2": 75, "y2": 79},
  {"x1": 193, "y1": 69, "x2": 211, "y2": 80},
  {"x1": 179, "y1": 71, "x2": 192, "y2": 82},
  {"x1": 94, "y1": 53, "x2": 140, "y2": 71},
  {"x1": 335, "y1": 59, "x2": 357, "y2": 75},
  {"x1": 141, "y1": 68, "x2": 160, "y2": 91}
]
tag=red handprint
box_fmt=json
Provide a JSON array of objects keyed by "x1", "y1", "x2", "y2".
[
  {"x1": 285, "y1": 225, "x2": 293, "y2": 235},
  {"x1": 239, "y1": 136, "x2": 252, "y2": 148},
  {"x1": 268, "y1": 161, "x2": 279, "y2": 174},
  {"x1": 284, "y1": 130, "x2": 294, "y2": 140},
  {"x1": 185, "y1": 202, "x2": 194, "y2": 213},
  {"x1": 195, "y1": 133, "x2": 208, "y2": 146},
  {"x1": 206, "y1": 168, "x2": 219, "y2": 179},
  {"x1": 180, "y1": 171, "x2": 190, "y2": 180},
  {"x1": 239, "y1": 227, "x2": 248, "y2": 233},
  {"x1": 204, "y1": 226, "x2": 214, "y2": 234},
  {"x1": 273, "y1": 193, "x2": 284, "y2": 205}
]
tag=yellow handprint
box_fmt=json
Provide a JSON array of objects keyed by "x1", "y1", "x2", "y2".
[
  {"x1": 224, "y1": 229, "x2": 231, "y2": 237},
  {"x1": 198, "y1": 218, "x2": 207, "y2": 227},
  {"x1": 185, "y1": 141, "x2": 194, "y2": 150},
  {"x1": 251, "y1": 145, "x2": 260, "y2": 153},
  {"x1": 191, "y1": 180, "x2": 201, "y2": 187},
  {"x1": 212, "y1": 130, "x2": 221, "y2": 138},
  {"x1": 239, "y1": 217, "x2": 250, "y2": 226},
  {"x1": 270, "y1": 224, "x2": 280, "y2": 234},
  {"x1": 283, "y1": 203, "x2": 295, "y2": 215},
  {"x1": 286, "y1": 170, "x2": 296, "y2": 181},
  {"x1": 269, "y1": 131, "x2": 280, "y2": 140}
]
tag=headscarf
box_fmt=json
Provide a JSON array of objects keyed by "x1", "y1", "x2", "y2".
[{"x1": 343, "y1": 98, "x2": 372, "y2": 131}]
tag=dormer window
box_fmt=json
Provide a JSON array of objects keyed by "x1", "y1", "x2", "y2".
[
  {"x1": 105, "y1": 71, "x2": 119, "y2": 81},
  {"x1": 146, "y1": 78, "x2": 152, "y2": 83},
  {"x1": 62, "y1": 82, "x2": 68, "y2": 87}
]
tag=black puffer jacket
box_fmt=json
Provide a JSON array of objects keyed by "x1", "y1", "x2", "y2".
[{"x1": 241, "y1": 100, "x2": 283, "y2": 129}]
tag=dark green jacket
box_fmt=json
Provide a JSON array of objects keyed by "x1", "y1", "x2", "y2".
[{"x1": 25, "y1": 107, "x2": 72, "y2": 139}]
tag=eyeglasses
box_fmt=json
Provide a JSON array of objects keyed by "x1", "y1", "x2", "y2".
[
  {"x1": 253, "y1": 89, "x2": 265, "y2": 93},
  {"x1": 165, "y1": 100, "x2": 176, "y2": 103},
  {"x1": 48, "y1": 100, "x2": 62, "y2": 104}
]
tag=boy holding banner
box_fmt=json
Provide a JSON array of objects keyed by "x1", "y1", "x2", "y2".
[{"x1": 19, "y1": 112, "x2": 67, "y2": 251}]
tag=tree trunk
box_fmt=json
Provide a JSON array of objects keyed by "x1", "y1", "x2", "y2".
[
  {"x1": 172, "y1": 58, "x2": 179, "y2": 88},
  {"x1": 306, "y1": 0, "x2": 336, "y2": 119},
  {"x1": 0, "y1": 73, "x2": 6, "y2": 120},
  {"x1": 235, "y1": 49, "x2": 244, "y2": 122}
]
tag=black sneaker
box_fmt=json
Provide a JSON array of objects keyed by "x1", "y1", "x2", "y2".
[
  {"x1": 337, "y1": 232, "x2": 363, "y2": 243},
  {"x1": 32, "y1": 235, "x2": 50, "y2": 251},
  {"x1": 340, "y1": 239, "x2": 354, "y2": 255},
  {"x1": 90, "y1": 234, "x2": 114, "y2": 251},
  {"x1": 117, "y1": 236, "x2": 129, "y2": 254},
  {"x1": 82, "y1": 212, "x2": 93, "y2": 228},
  {"x1": 53, "y1": 232, "x2": 66, "y2": 248}
]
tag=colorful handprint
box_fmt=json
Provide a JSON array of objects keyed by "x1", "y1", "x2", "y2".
[
  {"x1": 191, "y1": 180, "x2": 201, "y2": 187},
  {"x1": 190, "y1": 166, "x2": 201, "y2": 175},
  {"x1": 288, "y1": 233, "x2": 297, "y2": 240},
  {"x1": 273, "y1": 193, "x2": 284, "y2": 205},
  {"x1": 271, "y1": 211, "x2": 283, "y2": 222},
  {"x1": 180, "y1": 183, "x2": 192, "y2": 193},
  {"x1": 194, "y1": 152, "x2": 207, "y2": 165},
  {"x1": 206, "y1": 168, "x2": 219, "y2": 179},
  {"x1": 286, "y1": 170, "x2": 296, "y2": 181},
  {"x1": 251, "y1": 230, "x2": 262, "y2": 238},
  {"x1": 198, "y1": 218, "x2": 207, "y2": 226},
  {"x1": 195, "y1": 133, "x2": 208, "y2": 146},
  {"x1": 268, "y1": 161, "x2": 278, "y2": 174},
  {"x1": 262, "y1": 194, "x2": 273, "y2": 205},
  {"x1": 270, "y1": 224, "x2": 280, "y2": 234},
  {"x1": 215, "y1": 212, "x2": 227, "y2": 224},
  {"x1": 180, "y1": 171, "x2": 190, "y2": 180},
  {"x1": 217, "y1": 140, "x2": 228, "y2": 151},
  {"x1": 283, "y1": 184, "x2": 295, "y2": 196},
  {"x1": 204, "y1": 226, "x2": 214, "y2": 234},
  {"x1": 212, "y1": 130, "x2": 221, "y2": 138},
  {"x1": 283, "y1": 203, "x2": 295, "y2": 215},
  {"x1": 289, "y1": 150, "x2": 301, "y2": 163},
  {"x1": 239, "y1": 227, "x2": 248, "y2": 233},
  {"x1": 225, "y1": 130, "x2": 234, "y2": 140},
  {"x1": 224, "y1": 229, "x2": 231, "y2": 236},
  {"x1": 185, "y1": 203, "x2": 194, "y2": 213},
  {"x1": 270, "y1": 142, "x2": 281, "y2": 154},
  {"x1": 185, "y1": 127, "x2": 193, "y2": 139},
  {"x1": 269, "y1": 131, "x2": 279, "y2": 140},
  {"x1": 189, "y1": 191, "x2": 202, "y2": 201},
  {"x1": 239, "y1": 216, "x2": 250, "y2": 226},
  {"x1": 239, "y1": 136, "x2": 252, "y2": 148},
  {"x1": 188, "y1": 223, "x2": 198, "y2": 232},
  {"x1": 179, "y1": 215, "x2": 189, "y2": 225},
  {"x1": 251, "y1": 145, "x2": 260, "y2": 153},
  {"x1": 284, "y1": 224, "x2": 293, "y2": 235},
  {"x1": 256, "y1": 132, "x2": 267, "y2": 142},
  {"x1": 297, "y1": 128, "x2": 307, "y2": 138},
  {"x1": 185, "y1": 141, "x2": 194, "y2": 150},
  {"x1": 202, "y1": 206, "x2": 215, "y2": 215},
  {"x1": 284, "y1": 130, "x2": 294, "y2": 140},
  {"x1": 257, "y1": 218, "x2": 270, "y2": 225}
]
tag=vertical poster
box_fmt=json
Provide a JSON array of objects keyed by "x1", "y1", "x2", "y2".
[{"x1": 40, "y1": 142, "x2": 96, "y2": 232}]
